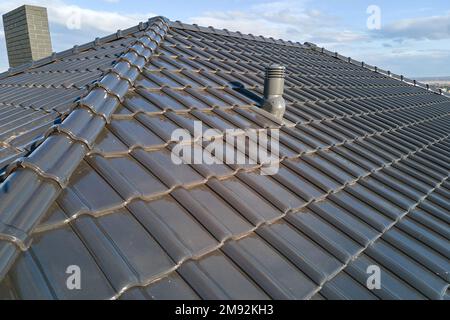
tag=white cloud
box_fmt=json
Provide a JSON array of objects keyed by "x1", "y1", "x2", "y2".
[
  {"x1": 186, "y1": 1, "x2": 449, "y2": 78},
  {"x1": 0, "y1": 0, "x2": 155, "y2": 33},
  {"x1": 388, "y1": 48, "x2": 450, "y2": 59},
  {"x1": 376, "y1": 12, "x2": 450, "y2": 41},
  {"x1": 188, "y1": 0, "x2": 365, "y2": 46},
  {"x1": 0, "y1": 0, "x2": 156, "y2": 71},
  {"x1": 49, "y1": 4, "x2": 153, "y2": 32}
]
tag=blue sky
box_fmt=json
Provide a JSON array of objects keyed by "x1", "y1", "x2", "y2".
[{"x1": 0, "y1": 0, "x2": 449, "y2": 77}]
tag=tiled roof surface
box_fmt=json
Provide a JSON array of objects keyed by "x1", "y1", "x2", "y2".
[
  {"x1": 0, "y1": 17, "x2": 449, "y2": 300},
  {"x1": 0, "y1": 24, "x2": 149, "y2": 175}
]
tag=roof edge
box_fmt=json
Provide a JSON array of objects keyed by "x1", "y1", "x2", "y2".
[
  {"x1": 0, "y1": 16, "x2": 171, "y2": 280},
  {"x1": 303, "y1": 42, "x2": 450, "y2": 98},
  {"x1": 170, "y1": 20, "x2": 304, "y2": 48}
]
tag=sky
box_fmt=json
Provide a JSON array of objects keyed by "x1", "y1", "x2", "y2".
[{"x1": 0, "y1": 0, "x2": 449, "y2": 77}]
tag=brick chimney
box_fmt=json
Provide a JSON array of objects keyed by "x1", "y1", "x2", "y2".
[{"x1": 2, "y1": 5, "x2": 53, "y2": 68}]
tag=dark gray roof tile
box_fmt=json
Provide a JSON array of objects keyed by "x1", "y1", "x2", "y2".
[
  {"x1": 328, "y1": 191, "x2": 394, "y2": 232},
  {"x1": 0, "y1": 17, "x2": 449, "y2": 300},
  {"x1": 427, "y1": 192, "x2": 450, "y2": 210},
  {"x1": 118, "y1": 287, "x2": 148, "y2": 300},
  {"x1": 87, "y1": 154, "x2": 168, "y2": 200},
  {"x1": 172, "y1": 186, "x2": 254, "y2": 241},
  {"x1": 179, "y1": 250, "x2": 269, "y2": 299},
  {"x1": 128, "y1": 198, "x2": 219, "y2": 263},
  {"x1": 0, "y1": 169, "x2": 60, "y2": 250},
  {"x1": 89, "y1": 210, "x2": 177, "y2": 285},
  {"x1": 403, "y1": 211, "x2": 450, "y2": 244},
  {"x1": 309, "y1": 200, "x2": 380, "y2": 246},
  {"x1": 366, "y1": 239, "x2": 448, "y2": 299},
  {"x1": 0, "y1": 252, "x2": 55, "y2": 300},
  {"x1": 223, "y1": 235, "x2": 318, "y2": 299},
  {"x1": 207, "y1": 177, "x2": 283, "y2": 225},
  {"x1": 272, "y1": 165, "x2": 326, "y2": 202},
  {"x1": 71, "y1": 215, "x2": 142, "y2": 294},
  {"x1": 237, "y1": 171, "x2": 306, "y2": 212},
  {"x1": 287, "y1": 208, "x2": 364, "y2": 263},
  {"x1": 34, "y1": 202, "x2": 69, "y2": 233},
  {"x1": 360, "y1": 177, "x2": 418, "y2": 210},
  {"x1": 258, "y1": 221, "x2": 343, "y2": 285},
  {"x1": 345, "y1": 254, "x2": 426, "y2": 300},
  {"x1": 283, "y1": 155, "x2": 340, "y2": 192},
  {"x1": 320, "y1": 271, "x2": 379, "y2": 300},
  {"x1": 344, "y1": 183, "x2": 404, "y2": 220},
  {"x1": 56, "y1": 160, "x2": 123, "y2": 218},
  {"x1": 0, "y1": 146, "x2": 23, "y2": 171},
  {"x1": 90, "y1": 128, "x2": 129, "y2": 155},
  {"x1": 0, "y1": 242, "x2": 18, "y2": 281},
  {"x1": 303, "y1": 150, "x2": 358, "y2": 185},
  {"x1": 108, "y1": 118, "x2": 165, "y2": 149},
  {"x1": 383, "y1": 227, "x2": 450, "y2": 282},
  {"x1": 18, "y1": 225, "x2": 115, "y2": 299},
  {"x1": 418, "y1": 199, "x2": 450, "y2": 224},
  {"x1": 143, "y1": 272, "x2": 200, "y2": 300},
  {"x1": 132, "y1": 148, "x2": 205, "y2": 188}
]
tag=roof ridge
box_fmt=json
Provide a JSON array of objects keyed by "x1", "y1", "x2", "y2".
[
  {"x1": 0, "y1": 16, "x2": 171, "y2": 280},
  {"x1": 303, "y1": 42, "x2": 450, "y2": 98},
  {"x1": 170, "y1": 20, "x2": 304, "y2": 48}
]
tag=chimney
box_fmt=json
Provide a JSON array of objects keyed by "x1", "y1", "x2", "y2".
[
  {"x1": 262, "y1": 64, "x2": 286, "y2": 120},
  {"x1": 2, "y1": 5, "x2": 52, "y2": 68}
]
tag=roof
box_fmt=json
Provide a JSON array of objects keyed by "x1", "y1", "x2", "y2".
[
  {"x1": 0, "y1": 16, "x2": 449, "y2": 300},
  {"x1": 0, "y1": 23, "x2": 149, "y2": 176}
]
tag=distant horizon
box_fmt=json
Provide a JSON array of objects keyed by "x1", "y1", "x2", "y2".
[{"x1": 414, "y1": 76, "x2": 450, "y2": 80}]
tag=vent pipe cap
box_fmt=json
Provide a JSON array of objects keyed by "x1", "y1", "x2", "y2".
[{"x1": 262, "y1": 64, "x2": 286, "y2": 120}]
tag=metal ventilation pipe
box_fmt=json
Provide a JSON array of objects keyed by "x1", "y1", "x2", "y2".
[{"x1": 262, "y1": 64, "x2": 286, "y2": 120}]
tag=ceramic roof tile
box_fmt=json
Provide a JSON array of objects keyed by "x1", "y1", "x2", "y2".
[
  {"x1": 131, "y1": 272, "x2": 200, "y2": 300},
  {"x1": 320, "y1": 271, "x2": 379, "y2": 300},
  {"x1": 0, "y1": 35, "x2": 139, "y2": 174},
  {"x1": 72, "y1": 211, "x2": 176, "y2": 294},
  {"x1": 223, "y1": 234, "x2": 318, "y2": 299},
  {"x1": 0, "y1": 17, "x2": 449, "y2": 300},
  {"x1": 178, "y1": 250, "x2": 270, "y2": 299},
  {"x1": 3, "y1": 225, "x2": 116, "y2": 299},
  {"x1": 257, "y1": 221, "x2": 343, "y2": 285},
  {"x1": 128, "y1": 197, "x2": 219, "y2": 263},
  {"x1": 345, "y1": 254, "x2": 426, "y2": 300}
]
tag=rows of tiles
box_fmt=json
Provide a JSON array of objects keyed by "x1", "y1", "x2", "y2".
[
  {"x1": 0, "y1": 35, "x2": 138, "y2": 174},
  {"x1": 123, "y1": 178, "x2": 450, "y2": 300},
  {"x1": 154, "y1": 30, "x2": 426, "y2": 87},
  {"x1": 1, "y1": 25, "x2": 449, "y2": 299},
  {"x1": 0, "y1": 18, "x2": 171, "y2": 267},
  {"x1": 2, "y1": 82, "x2": 449, "y2": 298},
  {"x1": 1, "y1": 132, "x2": 448, "y2": 298},
  {"x1": 0, "y1": 37, "x2": 136, "y2": 88},
  {"x1": 15, "y1": 79, "x2": 450, "y2": 222},
  {"x1": 131, "y1": 68, "x2": 438, "y2": 106},
  {"x1": 43, "y1": 91, "x2": 450, "y2": 235},
  {"x1": 5, "y1": 22, "x2": 444, "y2": 192},
  {"x1": 33, "y1": 110, "x2": 450, "y2": 229}
]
